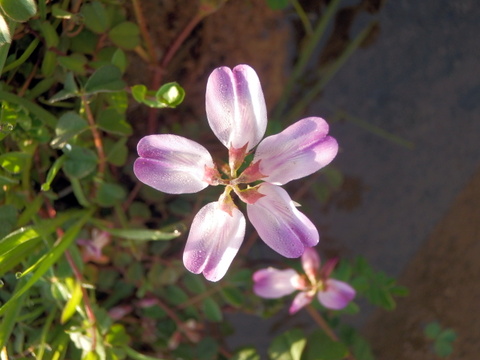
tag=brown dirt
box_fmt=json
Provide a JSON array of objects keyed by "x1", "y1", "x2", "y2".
[{"x1": 364, "y1": 167, "x2": 480, "y2": 360}]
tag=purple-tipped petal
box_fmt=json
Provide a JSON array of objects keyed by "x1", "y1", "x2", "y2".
[
  {"x1": 301, "y1": 247, "x2": 321, "y2": 280},
  {"x1": 206, "y1": 64, "x2": 267, "y2": 151},
  {"x1": 183, "y1": 202, "x2": 246, "y2": 282},
  {"x1": 317, "y1": 279, "x2": 356, "y2": 310},
  {"x1": 134, "y1": 134, "x2": 214, "y2": 194},
  {"x1": 289, "y1": 291, "x2": 314, "y2": 314},
  {"x1": 246, "y1": 183, "x2": 319, "y2": 258},
  {"x1": 253, "y1": 268, "x2": 300, "y2": 298},
  {"x1": 253, "y1": 117, "x2": 338, "y2": 185}
]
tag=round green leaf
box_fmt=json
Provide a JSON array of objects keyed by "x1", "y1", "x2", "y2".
[
  {"x1": 97, "y1": 108, "x2": 132, "y2": 135},
  {"x1": 268, "y1": 329, "x2": 307, "y2": 360},
  {"x1": 0, "y1": 0, "x2": 37, "y2": 22},
  {"x1": 108, "y1": 21, "x2": 140, "y2": 50},
  {"x1": 95, "y1": 181, "x2": 126, "y2": 207},
  {"x1": 50, "y1": 111, "x2": 88, "y2": 149},
  {"x1": 84, "y1": 65, "x2": 126, "y2": 94},
  {"x1": 0, "y1": 151, "x2": 30, "y2": 174},
  {"x1": 81, "y1": 1, "x2": 108, "y2": 34},
  {"x1": 63, "y1": 146, "x2": 97, "y2": 179}
]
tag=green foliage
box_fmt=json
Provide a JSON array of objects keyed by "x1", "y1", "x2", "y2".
[
  {"x1": 269, "y1": 329, "x2": 307, "y2": 360},
  {"x1": 0, "y1": 0, "x2": 400, "y2": 358},
  {"x1": 302, "y1": 330, "x2": 348, "y2": 360},
  {"x1": 424, "y1": 322, "x2": 457, "y2": 357},
  {"x1": 346, "y1": 257, "x2": 409, "y2": 310}
]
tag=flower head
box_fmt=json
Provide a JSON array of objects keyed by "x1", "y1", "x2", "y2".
[
  {"x1": 134, "y1": 64, "x2": 338, "y2": 281},
  {"x1": 253, "y1": 248, "x2": 356, "y2": 314}
]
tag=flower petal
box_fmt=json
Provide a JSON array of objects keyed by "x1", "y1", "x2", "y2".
[
  {"x1": 254, "y1": 117, "x2": 338, "y2": 185},
  {"x1": 317, "y1": 279, "x2": 356, "y2": 310},
  {"x1": 247, "y1": 183, "x2": 319, "y2": 258},
  {"x1": 301, "y1": 247, "x2": 321, "y2": 281},
  {"x1": 134, "y1": 134, "x2": 214, "y2": 194},
  {"x1": 183, "y1": 202, "x2": 246, "y2": 282},
  {"x1": 289, "y1": 291, "x2": 314, "y2": 314},
  {"x1": 206, "y1": 64, "x2": 267, "y2": 151},
  {"x1": 253, "y1": 268, "x2": 300, "y2": 298}
]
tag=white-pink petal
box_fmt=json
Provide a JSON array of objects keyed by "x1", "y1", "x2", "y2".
[
  {"x1": 206, "y1": 64, "x2": 267, "y2": 151},
  {"x1": 289, "y1": 291, "x2": 314, "y2": 314},
  {"x1": 246, "y1": 183, "x2": 319, "y2": 258},
  {"x1": 134, "y1": 134, "x2": 214, "y2": 194},
  {"x1": 253, "y1": 268, "x2": 300, "y2": 298},
  {"x1": 183, "y1": 202, "x2": 246, "y2": 282},
  {"x1": 253, "y1": 117, "x2": 338, "y2": 185},
  {"x1": 301, "y1": 247, "x2": 321, "y2": 280},
  {"x1": 317, "y1": 279, "x2": 356, "y2": 310}
]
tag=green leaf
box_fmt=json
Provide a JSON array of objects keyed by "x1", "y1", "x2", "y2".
[
  {"x1": 41, "y1": 155, "x2": 66, "y2": 191},
  {"x1": 269, "y1": 329, "x2": 306, "y2": 360},
  {"x1": 63, "y1": 146, "x2": 97, "y2": 179},
  {"x1": 0, "y1": 209, "x2": 93, "y2": 316},
  {"x1": 81, "y1": 1, "x2": 109, "y2": 34},
  {"x1": 424, "y1": 322, "x2": 442, "y2": 339},
  {"x1": 108, "y1": 21, "x2": 140, "y2": 50},
  {"x1": 434, "y1": 341, "x2": 454, "y2": 357},
  {"x1": 0, "y1": 13, "x2": 11, "y2": 45},
  {"x1": 0, "y1": 151, "x2": 30, "y2": 173},
  {"x1": 131, "y1": 82, "x2": 185, "y2": 108},
  {"x1": 220, "y1": 286, "x2": 244, "y2": 308},
  {"x1": 165, "y1": 285, "x2": 189, "y2": 305},
  {"x1": 52, "y1": 3, "x2": 74, "y2": 19},
  {"x1": 196, "y1": 337, "x2": 218, "y2": 360},
  {"x1": 49, "y1": 72, "x2": 80, "y2": 103},
  {"x1": 60, "y1": 278, "x2": 83, "y2": 324},
  {"x1": 92, "y1": 223, "x2": 181, "y2": 241},
  {"x1": 95, "y1": 181, "x2": 126, "y2": 207},
  {"x1": 302, "y1": 330, "x2": 348, "y2": 360},
  {"x1": 266, "y1": 0, "x2": 290, "y2": 10},
  {"x1": 156, "y1": 82, "x2": 185, "y2": 108},
  {"x1": 0, "y1": 0, "x2": 37, "y2": 22},
  {"x1": 183, "y1": 272, "x2": 206, "y2": 294},
  {"x1": 38, "y1": 20, "x2": 59, "y2": 48},
  {"x1": 202, "y1": 297, "x2": 222, "y2": 322},
  {"x1": 106, "y1": 324, "x2": 131, "y2": 346},
  {"x1": 122, "y1": 345, "x2": 167, "y2": 360},
  {"x1": 57, "y1": 54, "x2": 88, "y2": 75},
  {"x1": 438, "y1": 329, "x2": 457, "y2": 343},
  {"x1": 111, "y1": 48, "x2": 127, "y2": 73},
  {"x1": 0, "y1": 90, "x2": 57, "y2": 128},
  {"x1": 50, "y1": 111, "x2": 89, "y2": 148},
  {"x1": 232, "y1": 347, "x2": 261, "y2": 360},
  {"x1": 105, "y1": 137, "x2": 128, "y2": 166},
  {"x1": 0, "y1": 280, "x2": 26, "y2": 348},
  {"x1": 97, "y1": 108, "x2": 132, "y2": 135},
  {"x1": 131, "y1": 84, "x2": 147, "y2": 102},
  {"x1": 41, "y1": 49, "x2": 56, "y2": 77},
  {"x1": 84, "y1": 65, "x2": 126, "y2": 94},
  {"x1": 0, "y1": 204, "x2": 16, "y2": 239}
]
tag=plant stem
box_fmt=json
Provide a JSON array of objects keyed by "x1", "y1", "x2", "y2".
[
  {"x1": 43, "y1": 200, "x2": 98, "y2": 352},
  {"x1": 285, "y1": 21, "x2": 375, "y2": 123},
  {"x1": 81, "y1": 94, "x2": 106, "y2": 179},
  {"x1": 272, "y1": 0, "x2": 342, "y2": 122},
  {"x1": 131, "y1": 0, "x2": 157, "y2": 64},
  {"x1": 306, "y1": 305, "x2": 338, "y2": 340},
  {"x1": 291, "y1": 0, "x2": 313, "y2": 36},
  {"x1": 306, "y1": 305, "x2": 357, "y2": 360}
]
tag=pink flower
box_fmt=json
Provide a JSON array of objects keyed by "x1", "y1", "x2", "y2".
[
  {"x1": 253, "y1": 248, "x2": 356, "y2": 314},
  {"x1": 77, "y1": 229, "x2": 111, "y2": 264},
  {"x1": 134, "y1": 64, "x2": 338, "y2": 281}
]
